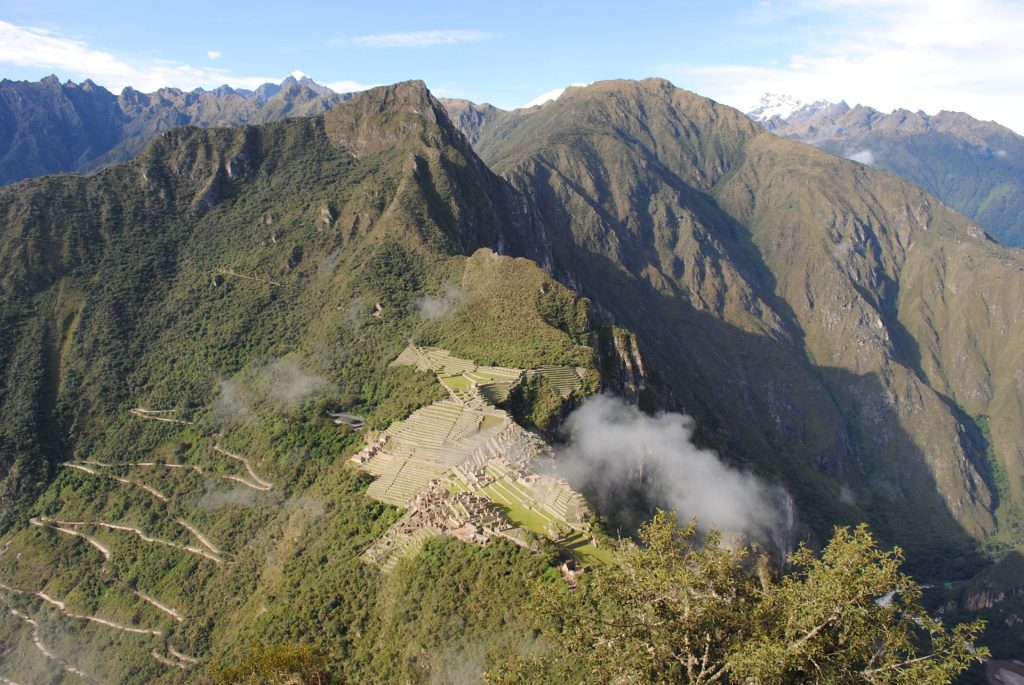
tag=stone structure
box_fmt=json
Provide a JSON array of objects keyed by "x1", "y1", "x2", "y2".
[{"x1": 353, "y1": 346, "x2": 594, "y2": 571}]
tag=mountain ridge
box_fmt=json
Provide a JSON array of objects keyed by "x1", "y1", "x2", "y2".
[
  {"x1": 0, "y1": 79, "x2": 631, "y2": 682},
  {"x1": 0, "y1": 74, "x2": 353, "y2": 185},
  {"x1": 746, "y1": 94, "x2": 1024, "y2": 247},
  {"x1": 450, "y1": 78, "x2": 1024, "y2": 571}
]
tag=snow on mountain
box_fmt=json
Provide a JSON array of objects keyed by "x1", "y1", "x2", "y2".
[{"x1": 748, "y1": 93, "x2": 807, "y2": 122}]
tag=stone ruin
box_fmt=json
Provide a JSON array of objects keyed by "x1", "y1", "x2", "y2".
[
  {"x1": 361, "y1": 480, "x2": 532, "y2": 568},
  {"x1": 355, "y1": 346, "x2": 595, "y2": 571}
]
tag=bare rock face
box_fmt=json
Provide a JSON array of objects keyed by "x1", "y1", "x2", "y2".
[
  {"x1": 595, "y1": 327, "x2": 647, "y2": 403},
  {"x1": 946, "y1": 552, "x2": 1024, "y2": 612}
]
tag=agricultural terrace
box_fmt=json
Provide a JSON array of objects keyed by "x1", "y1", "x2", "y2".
[{"x1": 355, "y1": 346, "x2": 602, "y2": 569}]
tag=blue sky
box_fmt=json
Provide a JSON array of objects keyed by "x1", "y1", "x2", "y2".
[{"x1": 2, "y1": 0, "x2": 1023, "y2": 132}]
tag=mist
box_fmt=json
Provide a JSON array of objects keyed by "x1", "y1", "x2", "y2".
[
  {"x1": 213, "y1": 377, "x2": 251, "y2": 426},
  {"x1": 254, "y1": 357, "x2": 331, "y2": 408},
  {"x1": 846, "y1": 148, "x2": 876, "y2": 166},
  {"x1": 213, "y1": 356, "x2": 332, "y2": 427},
  {"x1": 196, "y1": 482, "x2": 262, "y2": 510},
  {"x1": 414, "y1": 283, "x2": 464, "y2": 320},
  {"x1": 556, "y1": 395, "x2": 792, "y2": 549}
]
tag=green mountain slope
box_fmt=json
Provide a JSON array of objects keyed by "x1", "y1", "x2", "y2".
[
  {"x1": 4, "y1": 76, "x2": 1024, "y2": 681},
  {"x1": 465, "y1": 78, "x2": 1024, "y2": 575},
  {"x1": 0, "y1": 81, "x2": 603, "y2": 683},
  {"x1": 755, "y1": 101, "x2": 1024, "y2": 247},
  {"x1": 0, "y1": 75, "x2": 350, "y2": 185}
]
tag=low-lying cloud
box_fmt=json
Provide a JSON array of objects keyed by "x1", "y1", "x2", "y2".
[
  {"x1": 846, "y1": 148, "x2": 876, "y2": 165},
  {"x1": 414, "y1": 283, "x2": 464, "y2": 320},
  {"x1": 197, "y1": 482, "x2": 262, "y2": 510},
  {"x1": 556, "y1": 395, "x2": 792, "y2": 549},
  {"x1": 214, "y1": 356, "x2": 332, "y2": 426},
  {"x1": 255, "y1": 357, "x2": 331, "y2": 407},
  {"x1": 214, "y1": 377, "x2": 252, "y2": 426}
]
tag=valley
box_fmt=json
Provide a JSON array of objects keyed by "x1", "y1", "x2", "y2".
[{"x1": 0, "y1": 76, "x2": 1021, "y2": 681}]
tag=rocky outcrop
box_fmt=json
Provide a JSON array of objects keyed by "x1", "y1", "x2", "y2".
[{"x1": 594, "y1": 327, "x2": 647, "y2": 403}]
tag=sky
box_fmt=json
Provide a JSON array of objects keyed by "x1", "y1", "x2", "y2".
[{"x1": 1, "y1": 0, "x2": 1023, "y2": 132}]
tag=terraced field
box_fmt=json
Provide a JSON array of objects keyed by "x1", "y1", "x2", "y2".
[
  {"x1": 360, "y1": 400, "x2": 507, "y2": 506},
  {"x1": 534, "y1": 365, "x2": 585, "y2": 397},
  {"x1": 358, "y1": 346, "x2": 597, "y2": 569},
  {"x1": 392, "y1": 345, "x2": 524, "y2": 405}
]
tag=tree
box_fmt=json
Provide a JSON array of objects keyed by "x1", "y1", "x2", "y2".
[
  {"x1": 731, "y1": 526, "x2": 986, "y2": 684},
  {"x1": 487, "y1": 512, "x2": 987, "y2": 684}
]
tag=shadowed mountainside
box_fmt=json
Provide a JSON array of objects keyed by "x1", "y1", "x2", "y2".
[{"x1": 453, "y1": 79, "x2": 1024, "y2": 575}]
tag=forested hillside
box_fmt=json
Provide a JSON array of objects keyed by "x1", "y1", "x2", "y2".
[
  {"x1": 0, "y1": 78, "x2": 1021, "y2": 682},
  {"x1": 0, "y1": 81, "x2": 604, "y2": 683}
]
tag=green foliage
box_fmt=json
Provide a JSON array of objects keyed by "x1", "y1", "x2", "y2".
[
  {"x1": 733, "y1": 526, "x2": 986, "y2": 684},
  {"x1": 504, "y1": 373, "x2": 566, "y2": 433},
  {"x1": 974, "y1": 414, "x2": 1024, "y2": 557},
  {"x1": 0, "y1": 84, "x2": 609, "y2": 684},
  {"x1": 358, "y1": 366, "x2": 448, "y2": 430},
  {"x1": 211, "y1": 643, "x2": 330, "y2": 685},
  {"x1": 535, "y1": 285, "x2": 590, "y2": 343},
  {"x1": 351, "y1": 536, "x2": 559, "y2": 683},
  {"x1": 490, "y1": 513, "x2": 987, "y2": 685},
  {"x1": 359, "y1": 241, "x2": 426, "y2": 310},
  {"x1": 417, "y1": 251, "x2": 594, "y2": 370}
]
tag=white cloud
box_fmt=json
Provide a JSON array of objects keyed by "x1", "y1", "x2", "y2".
[
  {"x1": 557, "y1": 395, "x2": 793, "y2": 548},
  {"x1": 665, "y1": 0, "x2": 1024, "y2": 134},
  {"x1": 322, "y1": 80, "x2": 376, "y2": 93},
  {"x1": 521, "y1": 82, "x2": 590, "y2": 109},
  {"x1": 0, "y1": 20, "x2": 278, "y2": 91},
  {"x1": 350, "y1": 30, "x2": 493, "y2": 48},
  {"x1": 207, "y1": 50, "x2": 221, "y2": 60},
  {"x1": 847, "y1": 149, "x2": 875, "y2": 165}
]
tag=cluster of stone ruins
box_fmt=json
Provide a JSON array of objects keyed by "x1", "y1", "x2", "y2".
[{"x1": 353, "y1": 346, "x2": 593, "y2": 571}]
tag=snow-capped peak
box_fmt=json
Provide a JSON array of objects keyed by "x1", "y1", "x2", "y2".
[
  {"x1": 748, "y1": 93, "x2": 806, "y2": 122},
  {"x1": 522, "y1": 83, "x2": 590, "y2": 109}
]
